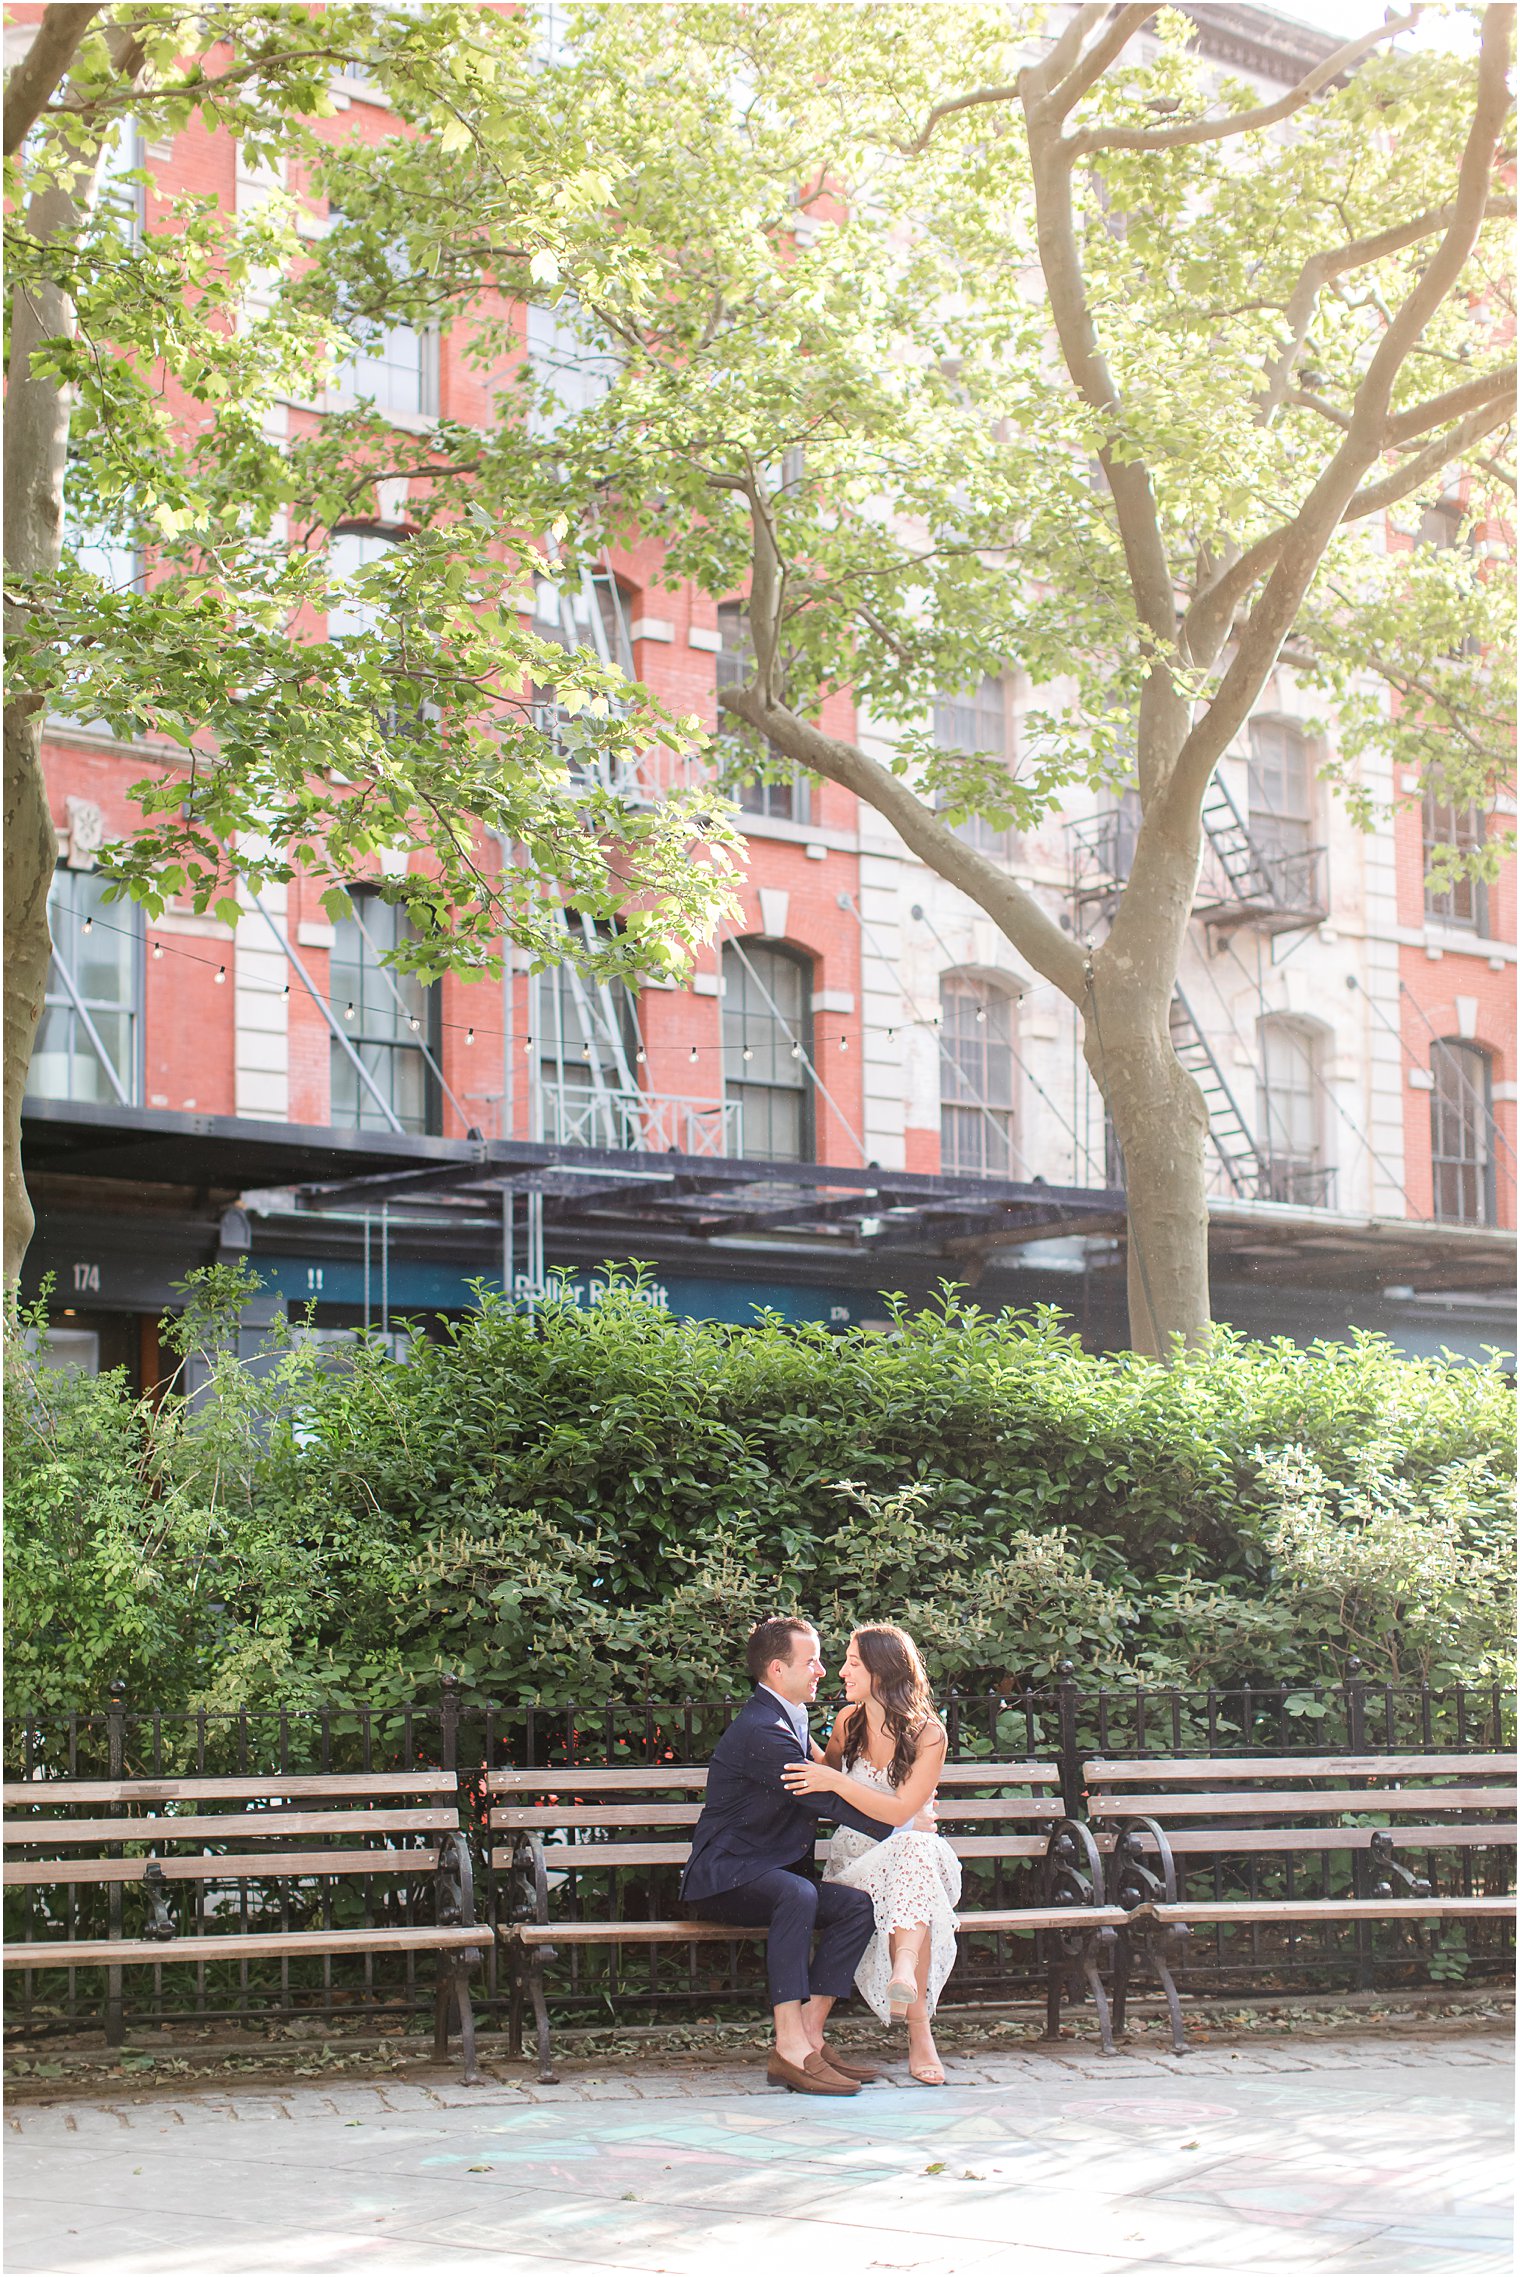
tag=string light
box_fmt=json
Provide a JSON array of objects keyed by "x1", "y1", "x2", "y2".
[
  {"x1": 407, "y1": 1015, "x2": 420, "y2": 1032},
  {"x1": 344, "y1": 1001, "x2": 355, "y2": 1019},
  {"x1": 152, "y1": 940, "x2": 164, "y2": 961},
  {"x1": 688, "y1": 1044, "x2": 699, "y2": 1063},
  {"x1": 282, "y1": 982, "x2": 290, "y2": 998},
  {"x1": 790, "y1": 1040, "x2": 803, "y2": 1060},
  {"x1": 523, "y1": 1034, "x2": 534, "y2": 1053},
  {"x1": 839, "y1": 1034, "x2": 849, "y2": 1051},
  {"x1": 466, "y1": 1027, "x2": 475, "y2": 1046},
  {"x1": 581, "y1": 1040, "x2": 592, "y2": 1059},
  {"x1": 635, "y1": 1045, "x2": 646, "y2": 1064},
  {"x1": 975, "y1": 1004, "x2": 987, "y2": 1024},
  {"x1": 214, "y1": 964, "x2": 226, "y2": 984},
  {"x1": 82, "y1": 917, "x2": 94, "y2": 934},
  {"x1": 742, "y1": 1046, "x2": 753, "y2": 1062}
]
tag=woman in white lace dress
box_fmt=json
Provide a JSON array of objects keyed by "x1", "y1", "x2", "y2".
[{"x1": 780, "y1": 1624, "x2": 960, "y2": 2086}]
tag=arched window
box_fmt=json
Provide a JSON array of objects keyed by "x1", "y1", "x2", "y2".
[
  {"x1": 940, "y1": 977, "x2": 1017, "y2": 1177},
  {"x1": 722, "y1": 940, "x2": 812, "y2": 1162},
  {"x1": 1430, "y1": 1040, "x2": 1495, "y2": 1226},
  {"x1": 536, "y1": 915, "x2": 640, "y2": 1148},
  {"x1": 1248, "y1": 719, "x2": 1314, "y2": 862},
  {"x1": 1257, "y1": 1019, "x2": 1328, "y2": 1206},
  {"x1": 330, "y1": 890, "x2": 440, "y2": 1136}
]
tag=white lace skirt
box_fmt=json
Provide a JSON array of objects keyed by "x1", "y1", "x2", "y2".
[{"x1": 824, "y1": 1824, "x2": 962, "y2": 2022}]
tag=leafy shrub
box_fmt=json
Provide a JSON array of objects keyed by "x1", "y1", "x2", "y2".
[{"x1": 5, "y1": 1271, "x2": 1513, "y2": 1715}]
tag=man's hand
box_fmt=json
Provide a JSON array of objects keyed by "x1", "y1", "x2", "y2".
[{"x1": 780, "y1": 1759, "x2": 839, "y2": 1798}]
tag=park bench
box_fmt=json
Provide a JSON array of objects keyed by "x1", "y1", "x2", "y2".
[
  {"x1": 2, "y1": 1771, "x2": 487, "y2": 2081},
  {"x1": 488, "y1": 1759, "x2": 1130, "y2": 2079},
  {"x1": 1084, "y1": 1751, "x2": 1518, "y2": 2053}
]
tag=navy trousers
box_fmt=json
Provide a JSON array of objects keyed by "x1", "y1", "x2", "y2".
[{"x1": 691, "y1": 1867, "x2": 876, "y2": 2007}]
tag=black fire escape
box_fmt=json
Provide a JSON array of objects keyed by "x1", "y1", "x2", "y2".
[{"x1": 1068, "y1": 779, "x2": 1332, "y2": 1208}]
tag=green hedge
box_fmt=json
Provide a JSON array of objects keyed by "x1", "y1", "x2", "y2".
[{"x1": 6, "y1": 1269, "x2": 1513, "y2": 1715}]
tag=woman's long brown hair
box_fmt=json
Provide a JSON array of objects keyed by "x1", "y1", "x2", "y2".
[{"x1": 838, "y1": 1624, "x2": 939, "y2": 1790}]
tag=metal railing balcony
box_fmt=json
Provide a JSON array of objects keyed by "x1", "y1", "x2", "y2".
[{"x1": 538, "y1": 1079, "x2": 741, "y2": 1158}]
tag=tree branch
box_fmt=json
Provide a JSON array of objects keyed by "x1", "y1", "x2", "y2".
[
  {"x1": 3, "y1": 2, "x2": 104, "y2": 154},
  {"x1": 1039, "y1": 5, "x2": 1157, "y2": 124},
  {"x1": 1071, "y1": 9, "x2": 1422, "y2": 156},
  {"x1": 1389, "y1": 361, "x2": 1517, "y2": 445},
  {"x1": 1022, "y1": 82, "x2": 1175, "y2": 650},
  {"x1": 719, "y1": 681, "x2": 1088, "y2": 1003},
  {"x1": 1169, "y1": 3, "x2": 1514, "y2": 816}
]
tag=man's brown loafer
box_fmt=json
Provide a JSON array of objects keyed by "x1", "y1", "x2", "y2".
[
  {"x1": 767, "y1": 2050, "x2": 860, "y2": 2095},
  {"x1": 817, "y1": 2047, "x2": 880, "y2": 2083}
]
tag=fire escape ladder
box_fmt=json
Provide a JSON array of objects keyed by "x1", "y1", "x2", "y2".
[
  {"x1": 1169, "y1": 987, "x2": 1265, "y2": 1199},
  {"x1": 1199, "y1": 772, "x2": 1280, "y2": 906}
]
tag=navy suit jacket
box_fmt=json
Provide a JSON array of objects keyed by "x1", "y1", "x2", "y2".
[{"x1": 681, "y1": 1688, "x2": 894, "y2": 1905}]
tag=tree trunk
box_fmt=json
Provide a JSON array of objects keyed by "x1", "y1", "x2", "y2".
[
  {"x1": 3, "y1": 710, "x2": 56, "y2": 1288},
  {"x1": 1083, "y1": 998, "x2": 1212, "y2": 1358},
  {"x1": 3, "y1": 139, "x2": 112, "y2": 1289}
]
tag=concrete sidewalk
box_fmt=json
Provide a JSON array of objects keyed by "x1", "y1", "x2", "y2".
[{"x1": 4, "y1": 2031, "x2": 1512, "y2": 2277}]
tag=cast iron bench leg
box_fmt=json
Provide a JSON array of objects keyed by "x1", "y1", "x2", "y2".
[{"x1": 528, "y1": 1948, "x2": 559, "y2": 2085}]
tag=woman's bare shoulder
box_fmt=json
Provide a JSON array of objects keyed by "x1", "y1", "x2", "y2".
[{"x1": 915, "y1": 1717, "x2": 948, "y2": 1758}]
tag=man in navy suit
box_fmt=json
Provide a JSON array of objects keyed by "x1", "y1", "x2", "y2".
[{"x1": 682, "y1": 1614, "x2": 893, "y2": 2095}]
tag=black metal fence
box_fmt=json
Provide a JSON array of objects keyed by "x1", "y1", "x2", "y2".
[{"x1": 5, "y1": 1666, "x2": 1514, "y2": 2043}]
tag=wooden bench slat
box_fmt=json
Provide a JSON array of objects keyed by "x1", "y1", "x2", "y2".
[
  {"x1": 3, "y1": 1848, "x2": 445, "y2": 1888},
  {"x1": 1085, "y1": 1755, "x2": 1517, "y2": 1784},
  {"x1": 3, "y1": 1808, "x2": 458, "y2": 1846},
  {"x1": 2, "y1": 1923, "x2": 484, "y2": 1970},
  {"x1": 1148, "y1": 1895, "x2": 1516, "y2": 1925},
  {"x1": 1, "y1": 1773, "x2": 458, "y2": 1808},
  {"x1": 1121, "y1": 1823, "x2": 1519, "y2": 1857},
  {"x1": 489, "y1": 1833, "x2": 1053, "y2": 1872},
  {"x1": 502, "y1": 1903, "x2": 1127, "y2": 1946},
  {"x1": 483, "y1": 1761, "x2": 1058, "y2": 1795},
  {"x1": 490, "y1": 1797, "x2": 1062, "y2": 1831},
  {"x1": 1089, "y1": 1788, "x2": 1512, "y2": 1819}
]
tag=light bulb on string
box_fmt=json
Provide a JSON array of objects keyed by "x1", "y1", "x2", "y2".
[
  {"x1": 790, "y1": 1041, "x2": 803, "y2": 1060},
  {"x1": 635, "y1": 1045, "x2": 646, "y2": 1065},
  {"x1": 975, "y1": 1004, "x2": 986, "y2": 1024},
  {"x1": 82, "y1": 917, "x2": 94, "y2": 934},
  {"x1": 523, "y1": 1034, "x2": 534, "y2": 1054},
  {"x1": 689, "y1": 1045, "x2": 699, "y2": 1064},
  {"x1": 581, "y1": 1040, "x2": 592, "y2": 1059},
  {"x1": 214, "y1": 964, "x2": 227, "y2": 985},
  {"x1": 282, "y1": 983, "x2": 290, "y2": 999},
  {"x1": 839, "y1": 1034, "x2": 849, "y2": 1051},
  {"x1": 408, "y1": 1015, "x2": 420, "y2": 1032},
  {"x1": 152, "y1": 940, "x2": 164, "y2": 961},
  {"x1": 742, "y1": 1046, "x2": 753, "y2": 1063},
  {"x1": 466, "y1": 1027, "x2": 476, "y2": 1047},
  {"x1": 344, "y1": 1001, "x2": 355, "y2": 1020}
]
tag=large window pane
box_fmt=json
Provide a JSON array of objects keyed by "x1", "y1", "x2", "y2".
[
  {"x1": 933, "y1": 678, "x2": 1010, "y2": 857},
  {"x1": 715, "y1": 604, "x2": 810, "y2": 822},
  {"x1": 940, "y1": 978, "x2": 1017, "y2": 1177},
  {"x1": 1248, "y1": 720, "x2": 1313, "y2": 861},
  {"x1": 722, "y1": 940, "x2": 812, "y2": 1161},
  {"x1": 1422, "y1": 783, "x2": 1488, "y2": 933},
  {"x1": 1430, "y1": 1040, "x2": 1494, "y2": 1226},
  {"x1": 1257, "y1": 1019, "x2": 1327, "y2": 1204},
  {"x1": 330, "y1": 893, "x2": 439, "y2": 1134},
  {"x1": 29, "y1": 869, "x2": 142, "y2": 1104}
]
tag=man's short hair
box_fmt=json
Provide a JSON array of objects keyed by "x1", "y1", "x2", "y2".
[{"x1": 746, "y1": 1616, "x2": 814, "y2": 1687}]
